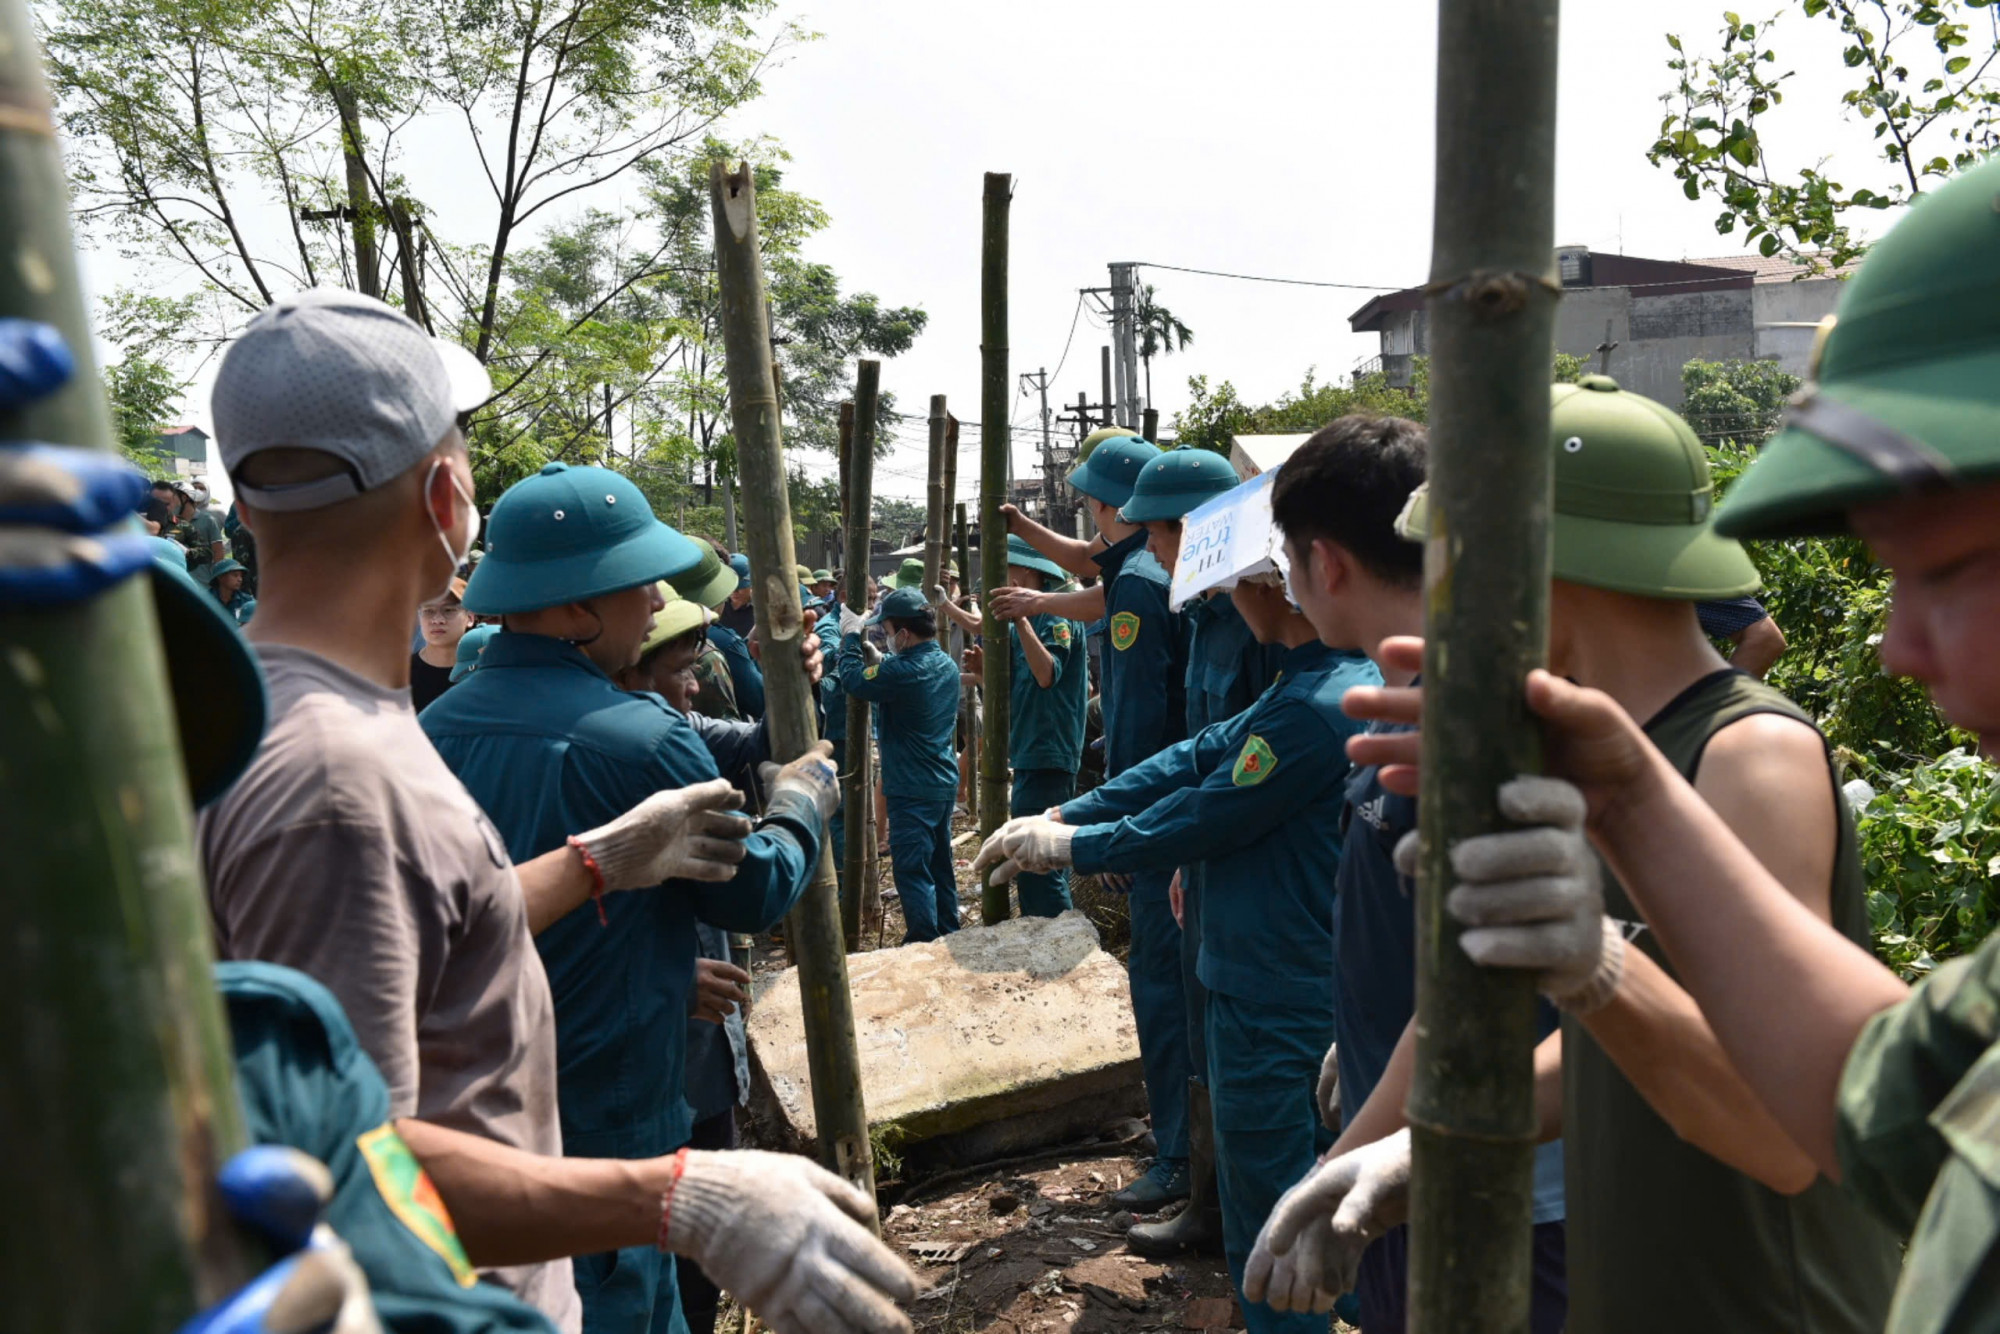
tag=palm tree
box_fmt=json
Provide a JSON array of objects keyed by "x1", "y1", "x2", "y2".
[{"x1": 1135, "y1": 284, "x2": 1193, "y2": 407}]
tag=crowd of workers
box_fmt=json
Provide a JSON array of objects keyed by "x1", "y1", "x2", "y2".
[{"x1": 15, "y1": 148, "x2": 2000, "y2": 1334}]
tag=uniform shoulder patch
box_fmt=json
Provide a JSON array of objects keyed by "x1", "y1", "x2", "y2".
[
  {"x1": 1050, "y1": 620, "x2": 1074, "y2": 647},
  {"x1": 356, "y1": 1123, "x2": 476, "y2": 1286},
  {"x1": 1232, "y1": 734, "x2": 1278, "y2": 787},
  {"x1": 863, "y1": 664, "x2": 880, "y2": 679},
  {"x1": 1109, "y1": 611, "x2": 1141, "y2": 652}
]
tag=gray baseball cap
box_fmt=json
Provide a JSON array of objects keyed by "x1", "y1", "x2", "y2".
[{"x1": 213, "y1": 289, "x2": 492, "y2": 511}]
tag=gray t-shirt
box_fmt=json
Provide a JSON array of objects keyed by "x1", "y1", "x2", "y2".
[{"x1": 199, "y1": 644, "x2": 580, "y2": 1333}]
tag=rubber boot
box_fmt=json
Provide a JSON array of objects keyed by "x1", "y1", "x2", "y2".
[{"x1": 1125, "y1": 1078, "x2": 1223, "y2": 1257}]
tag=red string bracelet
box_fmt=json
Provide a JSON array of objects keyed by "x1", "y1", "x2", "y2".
[
  {"x1": 656, "y1": 1147, "x2": 692, "y2": 1252},
  {"x1": 565, "y1": 836, "x2": 609, "y2": 925}
]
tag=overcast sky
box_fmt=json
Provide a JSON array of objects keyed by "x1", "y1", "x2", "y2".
[{"x1": 84, "y1": 0, "x2": 1934, "y2": 506}]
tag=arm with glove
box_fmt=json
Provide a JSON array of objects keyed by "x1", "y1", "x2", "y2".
[{"x1": 521, "y1": 778, "x2": 753, "y2": 934}]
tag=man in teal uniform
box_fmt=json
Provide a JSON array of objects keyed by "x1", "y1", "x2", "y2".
[
  {"x1": 976, "y1": 568, "x2": 1377, "y2": 1334},
  {"x1": 206, "y1": 557, "x2": 257, "y2": 627},
  {"x1": 836, "y1": 585, "x2": 961, "y2": 941},
  {"x1": 420, "y1": 463, "x2": 834, "y2": 1334},
  {"x1": 994, "y1": 535, "x2": 1089, "y2": 917},
  {"x1": 1117, "y1": 446, "x2": 1283, "y2": 1257},
  {"x1": 993, "y1": 432, "x2": 1194, "y2": 1209}
]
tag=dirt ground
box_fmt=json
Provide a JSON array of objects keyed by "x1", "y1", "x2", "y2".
[{"x1": 734, "y1": 808, "x2": 1352, "y2": 1333}]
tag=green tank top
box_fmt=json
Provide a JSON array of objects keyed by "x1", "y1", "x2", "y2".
[{"x1": 1562, "y1": 669, "x2": 1903, "y2": 1334}]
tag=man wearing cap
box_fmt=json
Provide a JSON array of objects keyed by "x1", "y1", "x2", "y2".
[
  {"x1": 715, "y1": 553, "x2": 757, "y2": 637},
  {"x1": 170, "y1": 477, "x2": 227, "y2": 581},
  {"x1": 670, "y1": 540, "x2": 749, "y2": 724},
  {"x1": 836, "y1": 585, "x2": 962, "y2": 941},
  {"x1": 206, "y1": 556, "x2": 257, "y2": 628},
  {"x1": 982, "y1": 535, "x2": 1089, "y2": 918},
  {"x1": 992, "y1": 432, "x2": 1195, "y2": 1211},
  {"x1": 198, "y1": 291, "x2": 914, "y2": 1334},
  {"x1": 708, "y1": 551, "x2": 765, "y2": 719},
  {"x1": 1286, "y1": 156, "x2": 2000, "y2": 1334},
  {"x1": 419, "y1": 460, "x2": 839, "y2": 1333},
  {"x1": 1250, "y1": 385, "x2": 1903, "y2": 1333}
]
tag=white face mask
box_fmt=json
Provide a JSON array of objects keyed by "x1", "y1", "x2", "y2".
[{"x1": 427, "y1": 460, "x2": 480, "y2": 600}]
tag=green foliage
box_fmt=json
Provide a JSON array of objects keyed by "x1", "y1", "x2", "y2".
[
  {"x1": 1681, "y1": 357, "x2": 1802, "y2": 442},
  {"x1": 1173, "y1": 350, "x2": 1583, "y2": 455},
  {"x1": 870, "y1": 497, "x2": 926, "y2": 545},
  {"x1": 1650, "y1": 1, "x2": 2000, "y2": 272},
  {"x1": 1857, "y1": 749, "x2": 2000, "y2": 979}
]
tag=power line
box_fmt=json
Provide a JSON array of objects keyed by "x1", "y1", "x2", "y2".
[{"x1": 1135, "y1": 260, "x2": 1401, "y2": 292}]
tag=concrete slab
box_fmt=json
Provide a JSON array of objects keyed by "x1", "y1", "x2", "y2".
[{"x1": 745, "y1": 911, "x2": 1144, "y2": 1163}]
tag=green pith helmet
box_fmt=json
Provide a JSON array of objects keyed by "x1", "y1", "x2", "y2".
[
  {"x1": 887, "y1": 556, "x2": 928, "y2": 589},
  {"x1": 1120, "y1": 447, "x2": 1241, "y2": 523},
  {"x1": 668, "y1": 538, "x2": 740, "y2": 611},
  {"x1": 204, "y1": 557, "x2": 248, "y2": 584},
  {"x1": 1717, "y1": 157, "x2": 2000, "y2": 539},
  {"x1": 1067, "y1": 434, "x2": 1160, "y2": 508},
  {"x1": 463, "y1": 463, "x2": 703, "y2": 614},
  {"x1": 1402, "y1": 376, "x2": 1760, "y2": 600},
  {"x1": 878, "y1": 586, "x2": 930, "y2": 620},
  {"x1": 640, "y1": 582, "x2": 714, "y2": 657},
  {"x1": 450, "y1": 623, "x2": 498, "y2": 682},
  {"x1": 811, "y1": 568, "x2": 833, "y2": 583},
  {"x1": 1005, "y1": 534, "x2": 1067, "y2": 581},
  {"x1": 1075, "y1": 425, "x2": 1136, "y2": 465}
]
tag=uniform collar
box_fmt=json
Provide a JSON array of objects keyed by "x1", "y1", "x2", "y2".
[
  {"x1": 473, "y1": 629, "x2": 613, "y2": 682},
  {"x1": 1276, "y1": 640, "x2": 1346, "y2": 677},
  {"x1": 896, "y1": 638, "x2": 944, "y2": 658},
  {"x1": 1094, "y1": 528, "x2": 1148, "y2": 578}
]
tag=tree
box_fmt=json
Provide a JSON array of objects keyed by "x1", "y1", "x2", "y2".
[
  {"x1": 1170, "y1": 353, "x2": 1583, "y2": 455},
  {"x1": 1649, "y1": 1, "x2": 2000, "y2": 273},
  {"x1": 40, "y1": 0, "x2": 794, "y2": 471},
  {"x1": 1134, "y1": 283, "x2": 1193, "y2": 407},
  {"x1": 1680, "y1": 356, "x2": 1803, "y2": 443},
  {"x1": 870, "y1": 496, "x2": 925, "y2": 546}
]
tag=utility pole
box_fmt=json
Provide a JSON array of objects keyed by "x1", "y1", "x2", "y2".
[
  {"x1": 330, "y1": 83, "x2": 379, "y2": 300},
  {"x1": 1099, "y1": 346, "x2": 1115, "y2": 426},
  {"x1": 1141, "y1": 406, "x2": 1160, "y2": 444},
  {"x1": 1409, "y1": 2, "x2": 1560, "y2": 1330},
  {"x1": 0, "y1": 0, "x2": 263, "y2": 1318},
  {"x1": 1108, "y1": 261, "x2": 1141, "y2": 430},
  {"x1": 978, "y1": 172, "x2": 1014, "y2": 927},
  {"x1": 710, "y1": 160, "x2": 876, "y2": 1207},
  {"x1": 1021, "y1": 368, "x2": 1054, "y2": 521},
  {"x1": 1594, "y1": 318, "x2": 1620, "y2": 374}
]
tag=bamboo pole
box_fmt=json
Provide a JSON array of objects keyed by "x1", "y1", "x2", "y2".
[
  {"x1": 837, "y1": 399, "x2": 870, "y2": 952},
  {"x1": 710, "y1": 160, "x2": 876, "y2": 1205},
  {"x1": 977, "y1": 173, "x2": 1014, "y2": 926},
  {"x1": 0, "y1": 0, "x2": 260, "y2": 1320},
  {"x1": 1407, "y1": 3, "x2": 1561, "y2": 1330},
  {"x1": 923, "y1": 396, "x2": 949, "y2": 591},
  {"x1": 955, "y1": 499, "x2": 977, "y2": 828}
]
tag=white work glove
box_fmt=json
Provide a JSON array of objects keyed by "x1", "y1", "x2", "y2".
[
  {"x1": 969, "y1": 816, "x2": 1077, "y2": 883},
  {"x1": 839, "y1": 604, "x2": 868, "y2": 637},
  {"x1": 661, "y1": 1149, "x2": 920, "y2": 1334},
  {"x1": 859, "y1": 639, "x2": 883, "y2": 667},
  {"x1": 1395, "y1": 774, "x2": 1624, "y2": 1013},
  {"x1": 573, "y1": 778, "x2": 752, "y2": 891},
  {"x1": 925, "y1": 583, "x2": 947, "y2": 606},
  {"x1": 1316, "y1": 1042, "x2": 1340, "y2": 1133},
  {"x1": 759, "y1": 741, "x2": 841, "y2": 831},
  {"x1": 1243, "y1": 1128, "x2": 1412, "y2": 1314}
]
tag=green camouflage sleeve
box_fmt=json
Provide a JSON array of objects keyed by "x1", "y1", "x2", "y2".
[{"x1": 1837, "y1": 937, "x2": 2000, "y2": 1238}]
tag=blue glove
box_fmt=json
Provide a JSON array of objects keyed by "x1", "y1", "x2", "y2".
[
  {"x1": 0, "y1": 321, "x2": 157, "y2": 606},
  {"x1": 178, "y1": 1146, "x2": 380, "y2": 1334}
]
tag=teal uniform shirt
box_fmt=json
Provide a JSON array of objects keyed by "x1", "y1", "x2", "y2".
[
  {"x1": 836, "y1": 634, "x2": 959, "y2": 801},
  {"x1": 419, "y1": 631, "x2": 815, "y2": 1159},
  {"x1": 1009, "y1": 612, "x2": 1088, "y2": 772},
  {"x1": 1184, "y1": 593, "x2": 1283, "y2": 735},
  {"x1": 707, "y1": 623, "x2": 764, "y2": 720},
  {"x1": 1095, "y1": 531, "x2": 1187, "y2": 776},
  {"x1": 219, "y1": 591, "x2": 257, "y2": 628},
  {"x1": 219, "y1": 961, "x2": 557, "y2": 1334},
  {"x1": 1063, "y1": 642, "x2": 1380, "y2": 1006}
]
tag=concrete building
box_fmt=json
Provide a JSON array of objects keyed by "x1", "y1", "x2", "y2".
[
  {"x1": 154, "y1": 424, "x2": 211, "y2": 480},
  {"x1": 1348, "y1": 248, "x2": 1849, "y2": 408}
]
